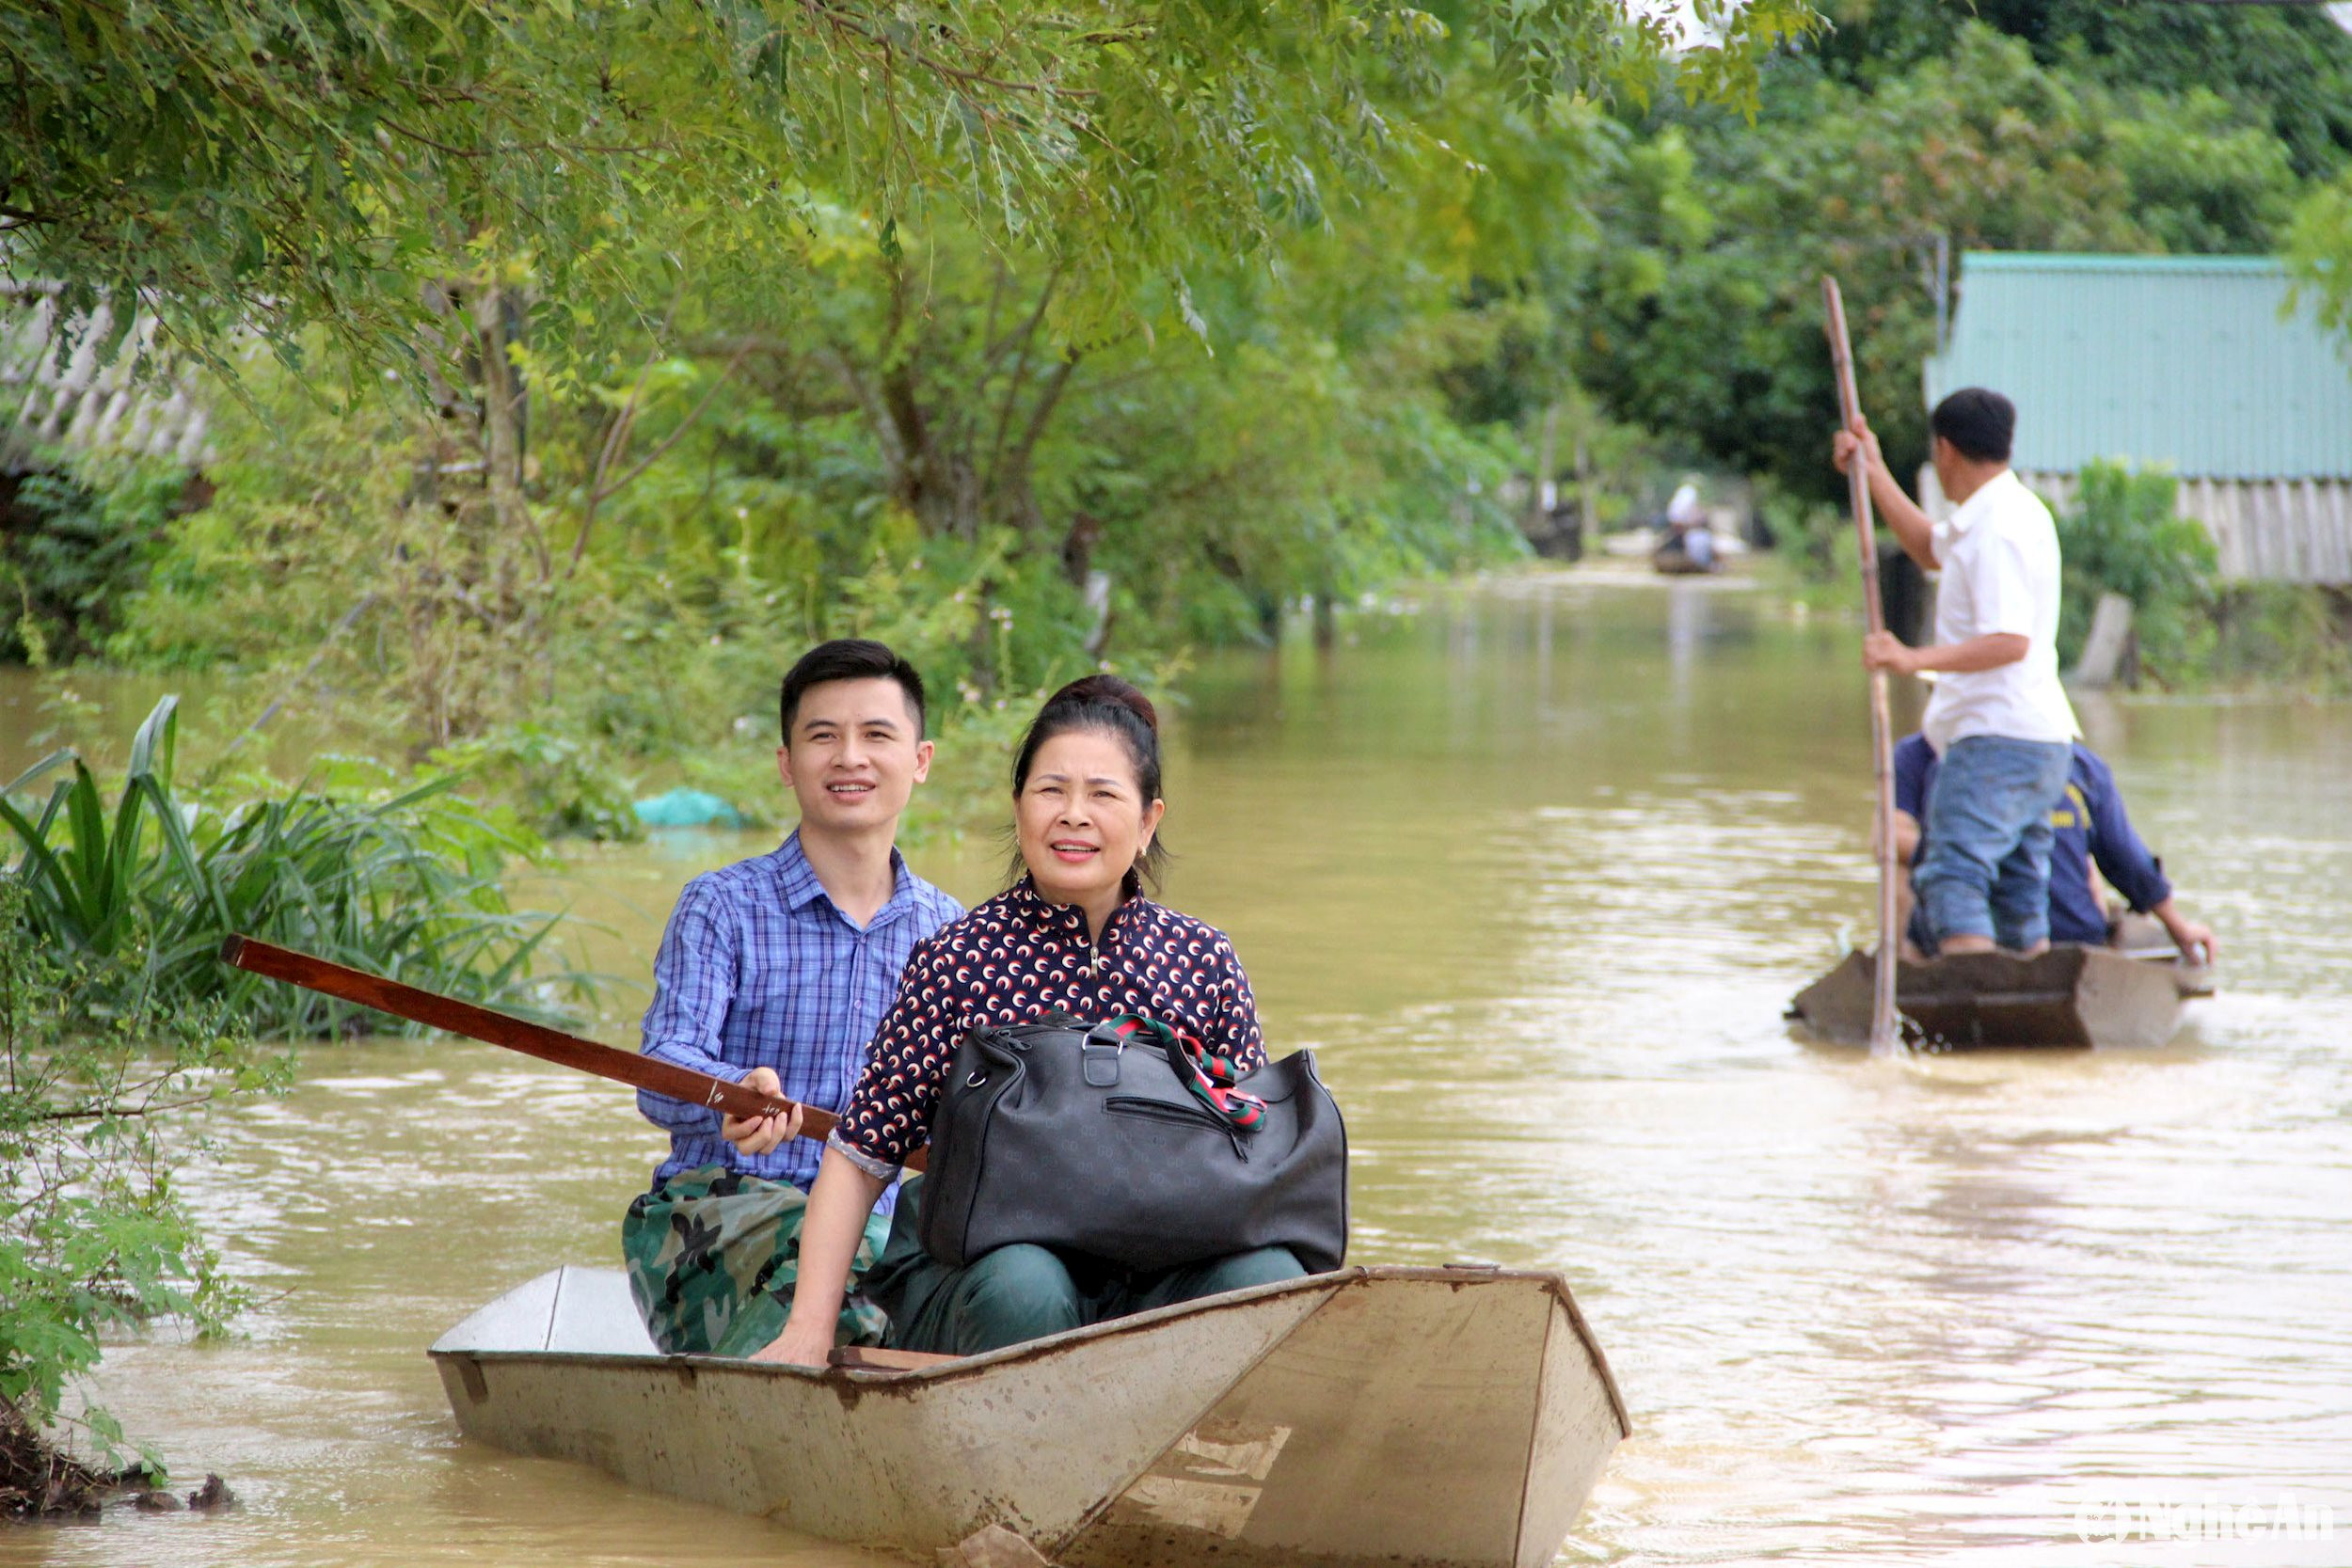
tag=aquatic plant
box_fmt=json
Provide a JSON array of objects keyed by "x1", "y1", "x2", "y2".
[
  {"x1": 2, "y1": 697, "x2": 595, "y2": 1037},
  {"x1": 0, "y1": 877, "x2": 290, "y2": 1504}
]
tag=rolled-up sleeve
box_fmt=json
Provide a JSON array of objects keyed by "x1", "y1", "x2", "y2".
[
  {"x1": 635, "y1": 877, "x2": 747, "y2": 1132},
  {"x1": 1207, "y1": 932, "x2": 1267, "y2": 1072},
  {"x1": 831, "y1": 936, "x2": 958, "y2": 1170}
]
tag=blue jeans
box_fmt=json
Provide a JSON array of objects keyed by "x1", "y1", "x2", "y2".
[{"x1": 1915, "y1": 735, "x2": 2074, "y2": 953}]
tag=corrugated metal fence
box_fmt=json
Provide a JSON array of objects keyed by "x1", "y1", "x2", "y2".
[
  {"x1": 2020, "y1": 470, "x2": 2352, "y2": 586},
  {"x1": 1, "y1": 283, "x2": 212, "y2": 469}
]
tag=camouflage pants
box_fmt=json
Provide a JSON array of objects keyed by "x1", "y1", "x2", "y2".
[{"x1": 621, "y1": 1165, "x2": 893, "y2": 1357}]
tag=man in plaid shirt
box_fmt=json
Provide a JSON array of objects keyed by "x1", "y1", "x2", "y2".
[{"x1": 621, "y1": 640, "x2": 964, "y2": 1356}]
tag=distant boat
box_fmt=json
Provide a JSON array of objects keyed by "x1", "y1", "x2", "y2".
[
  {"x1": 431, "y1": 1263, "x2": 1629, "y2": 1568},
  {"x1": 1650, "y1": 531, "x2": 1724, "y2": 575},
  {"x1": 1651, "y1": 523, "x2": 1750, "y2": 576},
  {"x1": 1788, "y1": 943, "x2": 2214, "y2": 1049}
]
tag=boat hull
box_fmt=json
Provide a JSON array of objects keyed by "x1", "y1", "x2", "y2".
[
  {"x1": 429, "y1": 1264, "x2": 1628, "y2": 1568},
  {"x1": 1788, "y1": 943, "x2": 2212, "y2": 1049}
]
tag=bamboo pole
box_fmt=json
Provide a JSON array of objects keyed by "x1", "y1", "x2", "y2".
[
  {"x1": 218, "y1": 936, "x2": 927, "y2": 1171},
  {"x1": 1820, "y1": 277, "x2": 1902, "y2": 1053}
]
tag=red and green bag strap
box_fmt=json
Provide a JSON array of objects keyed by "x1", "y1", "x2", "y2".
[{"x1": 1105, "y1": 1014, "x2": 1266, "y2": 1132}]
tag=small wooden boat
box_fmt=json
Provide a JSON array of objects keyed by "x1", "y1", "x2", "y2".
[
  {"x1": 1788, "y1": 943, "x2": 2214, "y2": 1049},
  {"x1": 1649, "y1": 534, "x2": 1723, "y2": 575},
  {"x1": 430, "y1": 1263, "x2": 1629, "y2": 1568}
]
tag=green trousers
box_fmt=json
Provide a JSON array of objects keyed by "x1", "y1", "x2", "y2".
[
  {"x1": 621, "y1": 1165, "x2": 895, "y2": 1356},
  {"x1": 864, "y1": 1176, "x2": 1306, "y2": 1358}
]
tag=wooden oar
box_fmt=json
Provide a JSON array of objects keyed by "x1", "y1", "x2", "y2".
[
  {"x1": 1820, "y1": 276, "x2": 1902, "y2": 1054},
  {"x1": 218, "y1": 935, "x2": 926, "y2": 1172}
]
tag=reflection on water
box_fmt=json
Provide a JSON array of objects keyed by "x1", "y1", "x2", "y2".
[{"x1": 7, "y1": 577, "x2": 2351, "y2": 1567}]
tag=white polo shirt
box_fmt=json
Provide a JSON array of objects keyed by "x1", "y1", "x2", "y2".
[{"x1": 1922, "y1": 468, "x2": 2077, "y2": 753}]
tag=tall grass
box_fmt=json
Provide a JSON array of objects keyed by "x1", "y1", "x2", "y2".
[{"x1": 3, "y1": 697, "x2": 593, "y2": 1037}]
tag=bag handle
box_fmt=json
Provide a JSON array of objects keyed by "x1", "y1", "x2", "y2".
[
  {"x1": 1104, "y1": 1015, "x2": 1267, "y2": 1132},
  {"x1": 1080, "y1": 1020, "x2": 1125, "y2": 1087}
]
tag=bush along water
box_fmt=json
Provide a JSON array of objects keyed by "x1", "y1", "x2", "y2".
[
  {"x1": 3, "y1": 697, "x2": 598, "y2": 1037},
  {"x1": 0, "y1": 876, "x2": 292, "y2": 1513},
  {"x1": 2054, "y1": 463, "x2": 2218, "y2": 683},
  {"x1": 2051, "y1": 463, "x2": 2351, "y2": 692},
  {"x1": 1, "y1": 697, "x2": 600, "y2": 1508}
]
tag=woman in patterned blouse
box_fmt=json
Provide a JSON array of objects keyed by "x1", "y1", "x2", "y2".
[{"x1": 751, "y1": 675, "x2": 1305, "y2": 1363}]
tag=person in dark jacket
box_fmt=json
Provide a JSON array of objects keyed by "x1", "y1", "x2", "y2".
[{"x1": 1890, "y1": 733, "x2": 2217, "y2": 962}]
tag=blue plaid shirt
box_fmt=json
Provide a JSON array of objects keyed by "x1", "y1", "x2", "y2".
[{"x1": 635, "y1": 832, "x2": 962, "y2": 1205}]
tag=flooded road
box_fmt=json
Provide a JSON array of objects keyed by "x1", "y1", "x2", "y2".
[{"x1": 7, "y1": 575, "x2": 2350, "y2": 1566}]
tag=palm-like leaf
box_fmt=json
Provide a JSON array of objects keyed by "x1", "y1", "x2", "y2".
[{"x1": 6, "y1": 697, "x2": 595, "y2": 1038}]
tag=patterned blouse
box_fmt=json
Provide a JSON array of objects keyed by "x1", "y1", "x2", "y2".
[{"x1": 827, "y1": 878, "x2": 1267, "y2": 1175}]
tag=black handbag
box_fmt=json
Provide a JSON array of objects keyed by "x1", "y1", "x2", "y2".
[{"x1": 917, "y1": 1016, "x2": 1348, "y2": 1275}]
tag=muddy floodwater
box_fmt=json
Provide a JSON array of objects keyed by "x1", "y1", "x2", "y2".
[{"x1": 6, "y1": 575, "x2": 2350, "y2": 1567}]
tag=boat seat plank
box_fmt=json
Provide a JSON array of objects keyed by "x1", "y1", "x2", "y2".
[{"x1": 831, "y1": 1345, "x2": 961, "y2": 1371}]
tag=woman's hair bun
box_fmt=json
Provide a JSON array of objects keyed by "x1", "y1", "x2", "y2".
[{"x1": 1048, "y1": 673, "x2": 1158, "y2": 737}]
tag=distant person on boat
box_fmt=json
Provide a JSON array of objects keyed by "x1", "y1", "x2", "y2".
[
  {"x1": 1659, "y1": 482, "x2": 1716, "y2": 571},
  {"x1": 750, "y1": 675, "x2": 1306, "y2": 1366},
  {"x1": 622, "y1": 640, "x2": 964, "y2": 1357},
  {"x1": 1835, "y1": 388, "x2": 2078, "y2": 957},
  {"x1": 1889, "y1": 733, "x2": 2219, "y2": 964}
]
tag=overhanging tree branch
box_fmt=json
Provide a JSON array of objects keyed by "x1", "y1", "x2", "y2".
[{"x1": 567, "y1": 340, "x2": 755, "y2": 574}]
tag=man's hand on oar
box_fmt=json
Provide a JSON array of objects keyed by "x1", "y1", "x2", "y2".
[
  {"x1": 1831, "y1": 413, "x2": 1884, "y2": 477},
  {"x1": 722, "y1": 1067, "x2": 806, "y2": 1156},
  {"x1": 1861, "y1": 629, "x2": 1918, "y2": 675}
]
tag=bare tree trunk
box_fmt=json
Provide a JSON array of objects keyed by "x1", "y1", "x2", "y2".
[
  {"x1": 990, "y1": 352, "x2": 1079, "y2": 541},
  {"x1": 471, "y1": 284, "x2": 542, "y2": 577},
  {"x1": 1574, "y1": 403, "x2": 1598, "y2": 563},
  {"x1": 1528, "y1": 401, "x2": 1560, "y2": 541}
]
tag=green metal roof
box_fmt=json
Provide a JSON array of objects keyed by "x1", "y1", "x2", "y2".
[{"x1": 1923, "y1": 252, "x2": 2352, "y2": 481}]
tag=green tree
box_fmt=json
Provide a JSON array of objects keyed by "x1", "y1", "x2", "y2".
[
  {"x1": 4, "y1": 0, "x2": 1811, "y2": 380},
  {"x1": 2289, "y1": 171, "x2": 2352, "y2": 342},
  {"x1": 0, "y1": 458, "x2": 189, "y2": 665},
  {"x1": 1807, "y1": 0, "x2": 2352, "y2": 181},
  {"x1": 9, "y1": 0, "x2": 1817, "y2": 755},
  {"x1": 1554, "y1": 20, "x2": 2333, "y2": 504}
]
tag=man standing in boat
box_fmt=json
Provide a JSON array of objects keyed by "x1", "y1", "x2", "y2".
[
  {"x1": 1835, "y1": 388, "x2": 2077, "y2": 956},
  {"x1": 622, "y1": 640, "x2": 964, "y2": 1355}
]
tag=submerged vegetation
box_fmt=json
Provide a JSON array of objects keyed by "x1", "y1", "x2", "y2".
[{"x1": 2054, "y1": 464, "x2": 2218, "y2": 684}]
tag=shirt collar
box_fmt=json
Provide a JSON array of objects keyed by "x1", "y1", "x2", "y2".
[
  {"x1": 1944, "y1": 467, "x2": 2019, "y2": 536},
  {"x1": 774, "y1": 830, "x2": 914, "y2": 926},
  {"x1": 1005, "y1": 874, "x2": 1146, "y2": 942}
]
